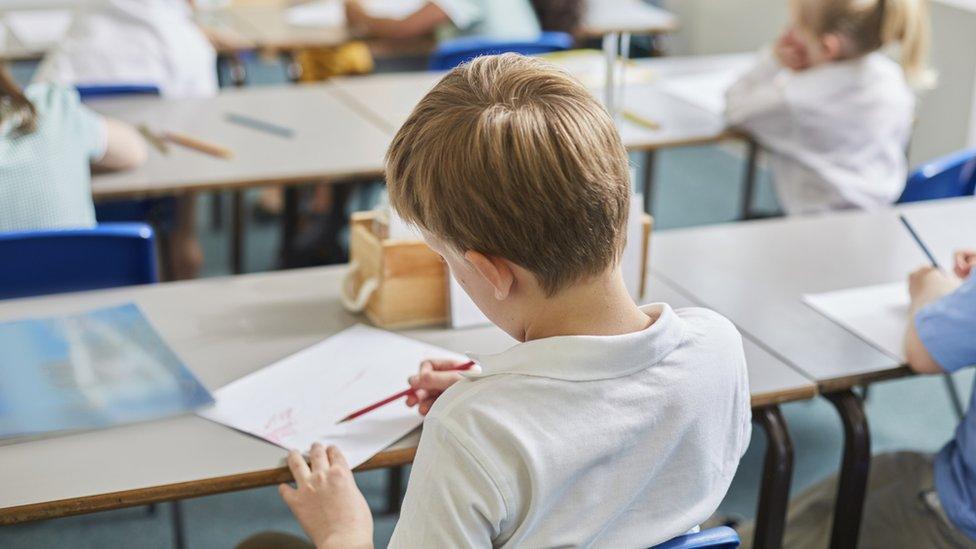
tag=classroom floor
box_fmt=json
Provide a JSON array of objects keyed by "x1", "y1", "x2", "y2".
[{"x1": 3, "y1": 59, "x2": 972, "y2": 549}]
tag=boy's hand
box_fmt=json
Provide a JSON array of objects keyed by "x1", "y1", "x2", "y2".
[
  {"x1": 774, "y1": 28, "x2": 810, "y2": 71},
  {"x1": 279, "y1": 444, "x2": 373, "y2": 549},
  {"x1": 405, "y1": 359, "x2": 468, "y2": 416},
  {"x1": 954, "y1": 249, "x2": 976, "y2": 279},
  {"x1": 908, "y1": 267, "x2": 961, "y2": 313}
]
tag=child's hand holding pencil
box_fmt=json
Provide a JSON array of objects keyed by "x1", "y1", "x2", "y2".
[{"x1": 406, "y1": 359, "x2": 476, "y2": 416}]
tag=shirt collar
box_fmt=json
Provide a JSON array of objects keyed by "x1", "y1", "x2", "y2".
[{"x1": 465, "y1": 304, "x2": 686, "y2": 382}]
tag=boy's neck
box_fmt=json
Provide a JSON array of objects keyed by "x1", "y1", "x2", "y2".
[{"x1": 518, "y1": 271, "x2": 654, "y2": 342}]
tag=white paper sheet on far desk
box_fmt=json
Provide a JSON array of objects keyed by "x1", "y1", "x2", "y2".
[
  {"x1": 803, "y1": 281, "x2": 909, "y2": 362},
  {"x1": 659, "y1": 69, "x2": 744, "y2": 116},
  {"x1": 198, "y1": 325, "x2": 468, "y2": 467},
  {"x1": 285, "y1": 0, "x2": 422, "y2": 27}
]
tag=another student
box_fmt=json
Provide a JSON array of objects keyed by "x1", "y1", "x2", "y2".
[
  {"x1": 737, "y1": 249, "x2": 976, "y2": 548},
  {"x1": 34, "y1": 0, "x2": 219, "y2": 279},
  {"x1": 0, "y1": 66, "x2": 146, "y2": 232},
  {"x1": 725, "y1": 0, "x2": 930, "y2": 215},
  {"x1": 239, "y1": 54, "x2": 752, "y2": 548},
  {"x1": 344, "y1": 0, "x2": 542, "y2": 41},
  {"x1": 33, "y1": 0, "x2": 217, "y2": 99}
]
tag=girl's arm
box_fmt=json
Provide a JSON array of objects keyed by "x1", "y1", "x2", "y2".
[
  {"x1": 92, "y1": 117, "x2": 148, "y2": 171},
  {"x1": 345, "y1": 1, "x2": 450, "y2": 39}
]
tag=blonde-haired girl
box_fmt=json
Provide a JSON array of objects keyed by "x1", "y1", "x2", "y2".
[{"x1": 725, "y1": 0, "x2": 931, "y2": 215}]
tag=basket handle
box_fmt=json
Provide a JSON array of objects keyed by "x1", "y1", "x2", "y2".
[{"x1": 341, "y1": 260, "x2": 379, "y2": 313}]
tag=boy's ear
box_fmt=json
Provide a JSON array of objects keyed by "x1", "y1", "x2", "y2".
[
  {"x1": 463, "y1": 250, "x2": 515, "y2": 300},
  {"x1": 820, "y1": 33, "x2": 844, "y2": 61}
]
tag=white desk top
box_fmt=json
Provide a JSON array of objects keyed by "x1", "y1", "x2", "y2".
[
  {"x1": 651, "y1": 197, "x2": 976, "y2": 391},
  {"x1": 330, "y1": 54, "x2": 752, "y2": 152},
  {"x1": 0, "y1": 266, "x2": 813, "y2": 521},
  {"x1": 88, "y1": 84, "x2": 391, "y2": 199}
]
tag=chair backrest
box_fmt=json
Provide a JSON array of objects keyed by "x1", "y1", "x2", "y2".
[
  {"x1": 0, "y1": 223, "x2": 158, "y2": 300},
  {"x1": 428, "y1": 31, "x2": 574, "y2": 71},
  {"x1": 652, "y1": 526, "x2": 740, "y2": 549},
  {"x1": 75, "y1": 84, "x2": 161, "y2": 100},
  {"x1": 898, "y1": 148, "x2": 976, "y2": 203}
]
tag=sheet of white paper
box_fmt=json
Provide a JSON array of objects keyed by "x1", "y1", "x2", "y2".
[
  {"x1": 198, "y1": 325, "x2": 468, "y2": 467},
  {"x1": 4, "y1": 9, "x2": 72, "y2": 47},
  {"x1": 285, "y1": 0, "x2": 422, "y2": 27},
  {"x1": 660, "y1": 69, "x2": 744, "y2": 116},
  {"x1": 803, "y1": 281, "x2": 909, "y2": 362},
  {"x1": 449, "y1": 195, "x2": 647, "y2": 328}
]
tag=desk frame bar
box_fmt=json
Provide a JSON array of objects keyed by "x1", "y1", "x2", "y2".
[
  {"x1": 825, "y1": 390, "x2": 871, "y2": 549},
  {"x1": 753, "y1": 405, "x2": 794, "y2": 549}
]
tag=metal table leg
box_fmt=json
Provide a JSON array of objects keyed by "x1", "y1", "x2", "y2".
[
  {"x1": 279, "y1": 187, "x2": 300, "y2": 268},
  {"x1": 753, "y1": 405, "x2": 794, "y2": 549},
  {"x1": 642, "y1": 150, "x2": 657, "y2": 215},
  {"x1": 231, "y1": 190, "x2": 245, "y2": 274},
  {"x1": 740, "y1": 140, "x2": 760, "y2": 220},
  {"x1": 825, "y1": 390, "x2": 871, "y2": 549},
  {"x1": 171, "y1": 500, "x2": 186, "y2": 549},
  {"x1": 387, "y1": 466, "x2": 405, "y2": 514}
]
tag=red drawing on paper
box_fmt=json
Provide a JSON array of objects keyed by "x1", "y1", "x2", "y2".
[{"x1": 261, "y1": 407, "x2": 297, "y2": 444}]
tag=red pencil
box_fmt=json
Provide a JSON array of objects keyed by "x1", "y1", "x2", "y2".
[{"x1": 337, "y1": 360, "x2": 476, "y2": 424}]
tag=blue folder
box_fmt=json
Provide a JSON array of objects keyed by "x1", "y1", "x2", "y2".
[{"x1": 0, "y1": 303, "x2": 213, "y2": 440}]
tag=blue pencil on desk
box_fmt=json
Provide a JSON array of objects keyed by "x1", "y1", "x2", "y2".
[
  {"x1": 898, "y1": 214, "x2": 941, "y2": 269},
  {"x1": 225, "y1": 112, "x2": 294, "y2": 138}
]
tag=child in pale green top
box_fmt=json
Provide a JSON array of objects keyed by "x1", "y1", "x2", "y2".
[
  {"x1": 344, "y1": 0, "x2": 551, "y2": 42},
  {"x1": 0, "y1": 66, "x2": 146, "y2": 233}
]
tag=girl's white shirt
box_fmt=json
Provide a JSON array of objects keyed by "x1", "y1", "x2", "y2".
[
  {"x1": 33, "y1": 0, "x2": 218, "y2": 99},
  {"x1": 726, "y1": 50, "x2": 915, "y2": 215}
]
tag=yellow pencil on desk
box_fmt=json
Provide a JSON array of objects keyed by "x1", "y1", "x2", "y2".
[
  {"x1": 623, "y1": 110, "x2": 661, "y2": 131},
  {"x1": 137, "y1": 124, "x2": 169, "y2": 155},
  {"x1": 164, "y1": 131, "x2": 234, "y2": 159}
]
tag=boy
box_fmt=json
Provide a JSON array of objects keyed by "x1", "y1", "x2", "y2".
[
  {"x1": 737, "y1": 249, "x2": 976, "y2": 549},
  {"x1": 243, "y1": 54, "x2": 751, "y2": 548}
]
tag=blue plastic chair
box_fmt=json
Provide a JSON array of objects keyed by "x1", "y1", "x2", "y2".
[
  {"x1": 652, "y1": 527, "x2": 740, "y2": 549},
  {"x1": 429, "y1": 31, "x2": 574, "y2": 70},
  {"x1": 898, "y1": 148, "x2": 976, "y2": 203},
  {"x1": 0, "y1": 223, "x2": 157, "y2": 300},
  {"x1": 75, "y1": 83, "x2": 161, "y2": 100}
]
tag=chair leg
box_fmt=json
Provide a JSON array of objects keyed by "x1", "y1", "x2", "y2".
[{"x1": 753, "y1": 406, "x2": 794, "y2": 549}]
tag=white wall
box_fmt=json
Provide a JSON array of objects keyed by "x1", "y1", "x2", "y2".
[{"x1": 663, "y1": 0, "x2": 976, "y2": 165}]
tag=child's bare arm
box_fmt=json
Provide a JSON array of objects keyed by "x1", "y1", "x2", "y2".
[
  {"x1": 345, "y1": 1, "x2": 450, "y2": 40},
  {"x1": 92, "y1": 117, "x2": 148, "y2": 171}
]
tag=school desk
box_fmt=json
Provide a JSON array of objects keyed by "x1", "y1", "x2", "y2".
[
  {"x1": 87, "y1": 83, "x2": 391, "y2": 274},
  {"x1": 329, "y1": 53, "x2": 757, "y2": 216},
  {"x1": 0, "y1": 266, "x2": 814, "y2": 549},
  {"x1": 650, "y1": 196, "x2": 976, "y2": 548}
]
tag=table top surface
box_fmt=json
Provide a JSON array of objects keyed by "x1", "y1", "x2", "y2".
[
  {"x1": 652, "y1": 197, "x2": 976, "y2": 391},
  {"x1": 330, "y1": 53, "x2": 751, "y2": 151},
  {"x1": 88, "y1": 84, "x2": 391, "y2": 198},
  {"x1": 0, "y1": 265, "x2": 813, "y2": 522}
]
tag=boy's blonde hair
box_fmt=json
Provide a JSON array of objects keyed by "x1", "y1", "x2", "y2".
[
  {"x1": 386, "y1": 54, "x2": 630, "y2": 296},
  {"x1": 796, "y1": 0, "x2": 934, "y2": 87}
]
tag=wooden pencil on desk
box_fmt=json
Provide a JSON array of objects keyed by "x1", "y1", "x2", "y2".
[
  {"x1": 622, "y1": 110, "x2": 662, "y2": 131},
  {"x1": 137, "y1": 124, "x2": 169, "y2": 155},
  {"x1": 164, "y1": 131, "x2": 234, "y2": 159}
]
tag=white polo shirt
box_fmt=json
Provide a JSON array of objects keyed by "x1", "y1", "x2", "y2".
[{"x1": 389, "y1": 304, "x2": 752, "y2": 548}]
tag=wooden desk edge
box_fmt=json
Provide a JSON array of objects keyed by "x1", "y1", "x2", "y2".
[
  {"x1": 0, "y1": 446, "x2": 416, "y2": 525},
  {"x1": 0, "y1": 380, "x2": 821, "y2": 525},
  {"x1": 817, "y1": 365, "x2": 913, "y2": 395}
]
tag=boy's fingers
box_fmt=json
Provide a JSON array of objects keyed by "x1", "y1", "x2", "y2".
[
  {"x1": 430, "y1": 359, "x2": 469, "y2": 371},
  {"x1": 326, "y1": 445, "x2": 349, "y2": 469},
  {"x1": 287, "y1": 450, "x2": 311, "y2": 481},
  {"x1": 278, "y1": 483, "x2": 296, "y2": 502},
  {"x1": 309, "y1": 443, "x2": 327, "y2": 472}
]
